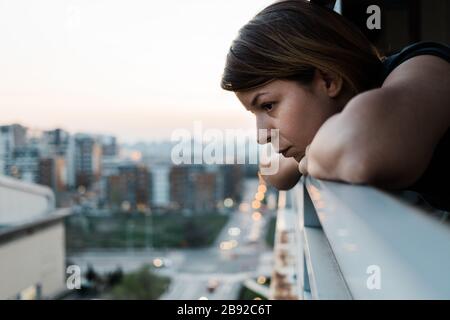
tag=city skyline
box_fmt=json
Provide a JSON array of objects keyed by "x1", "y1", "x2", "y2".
[
  {"x1": 0, "y1": 0, "x2": 275, "y2": 143},
  {"x1": 0, "y1": 121, "x2": 262, "y2": 148}
]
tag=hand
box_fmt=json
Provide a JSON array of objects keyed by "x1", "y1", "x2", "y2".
[
  {"x1": 259, "y1": 151, "x2": 273, "y2": 168},
  {"x1": 298, "y1": 145, "x2": 310, "y2": 175}
]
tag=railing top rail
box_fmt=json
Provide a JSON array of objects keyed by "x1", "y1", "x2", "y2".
[{"x1": 300, "y1": 176, "x2": 450, "y2": 299}]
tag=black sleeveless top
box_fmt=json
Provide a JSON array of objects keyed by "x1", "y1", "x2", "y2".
[{"x1": 381, "y1": 42, "x2": 450, "y2": 211}]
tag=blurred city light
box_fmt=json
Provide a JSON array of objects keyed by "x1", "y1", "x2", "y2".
[
  {"x1": 257, "y1": 276, "x2": 267, "y2": 285},
  {"x1": 251, "y1": 200, "x2": 261, "y2": 209},
  {"x1": 207, "y1": 278, "x2": 220, "y2": 293},
  {"x1": 228, "y1": 227, "x2": 241, "y2": 237},
  {"x1": 153, "y1": 258, "x2": 164, "y2": 268},
  {"x1": 255, "y1": 191, "x2": 265, "y2": 201},
  {"x1": 137, "y1": 204, "x2": 148, "y2": 213},
  {"x1": 224, "y1": 198, "x2": 234, "y2": 208},
  {"x1": 121, "y1": 201, "x2": 131, "y2": 212},
  {"x1": 130, "y1": 151, "x2": 142, "y2": 162},
  {"x1": 257, "y1": 184, "x2": 267, "y2": 193},
  {"x1": 252, "y1": 211, "x2": 262, "y2": 221},
  {"x1": 220, "y1": 241, "x2": 234, "y2": 251}
]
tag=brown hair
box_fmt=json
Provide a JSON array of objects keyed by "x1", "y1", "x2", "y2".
[{"x1": 221, "y1": 0, "x2": 383, "y2": 95}]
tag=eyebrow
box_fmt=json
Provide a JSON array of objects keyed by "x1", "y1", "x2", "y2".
[{"x1": 251, "y1": 92, "x2": 269, "y2": 108}]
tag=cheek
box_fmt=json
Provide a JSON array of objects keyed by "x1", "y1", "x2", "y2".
[
  {"x1": 277, "y1": 104, "x2": 311, "y2": 145},
  {"x1": 278, "y1": 88, "x2": 333, "y2": 149}
]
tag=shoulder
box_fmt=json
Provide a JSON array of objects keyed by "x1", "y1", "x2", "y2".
[
  {"x1": 380, "y1": 54, "x2": 450, "y2": 136},
  {"x1": 381, "y1": 41, "x2": 450, "y2": 79},
  {"x1": 381, "y1": 41, "x2": 450, "y2": 104},
  {"x1": 324, "y1": 53, "x2": 450, "y2": 187},
  {"x1": 383, "y1": 53, "x2": 450, "y2": 89},
  {"x1": 308, "y1": 43, "x2": 450, "y2": 187},
  {"x1": 347, "y1": 52, "x2": 450, "y2": 139}
]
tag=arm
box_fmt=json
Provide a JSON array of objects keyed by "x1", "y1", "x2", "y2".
[
  {"x1": 260, "y1": 153, "x2": 301, "y2": 190},
  {"x1": 306, "y1": 55, "x2": 450, "y2": 188}
]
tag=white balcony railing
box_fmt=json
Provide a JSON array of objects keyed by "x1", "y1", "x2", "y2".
[{"x1": 270, "y1": 176, "x2": 450, "y2": 299}]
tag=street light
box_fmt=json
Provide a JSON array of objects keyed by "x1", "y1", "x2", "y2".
[
  {"x1": 145, "y1": 211, "x2": 153, "y2": 250},
  {"x1": 126, "y1": 220, "x2": 134, "y2": 252}
]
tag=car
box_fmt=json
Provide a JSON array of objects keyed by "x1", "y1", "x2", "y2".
[
  {"x1": 152, "y1": 257, "x2": 172, "y2": 268},
  {"x1": 206, "y1": 278, "x2": 220, "y2": 293}
]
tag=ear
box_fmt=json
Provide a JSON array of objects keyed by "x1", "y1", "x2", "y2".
[{"x1": 316, "y1": 69, "x2": 343, "y2": 98}]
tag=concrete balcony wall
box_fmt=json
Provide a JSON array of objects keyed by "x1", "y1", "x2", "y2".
[
  {"x1": 0, "y1": 176, "x2": 68, "y2": 299},
  {"x1": 0, "y1": 175, "x2": 55, "y2": 225},
  {"x1": 0, "y1": 219, "x2": 66, "y2": 299}
]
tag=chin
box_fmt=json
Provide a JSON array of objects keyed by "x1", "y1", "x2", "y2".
[{"x1": 293, "y1": 151, "x2": 306, "y2": 162}]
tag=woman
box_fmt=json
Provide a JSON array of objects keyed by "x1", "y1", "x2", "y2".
[{"x1": 221, "y1": 0, "x2": 450, "y2": 210}]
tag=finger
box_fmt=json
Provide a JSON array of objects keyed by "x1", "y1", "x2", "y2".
[
  {"x1": 298, "y1": 155, "x2": 308, "y2": 175},
  {"x1": 259, "y1": 153, "x2": 272, "y2": 168}
]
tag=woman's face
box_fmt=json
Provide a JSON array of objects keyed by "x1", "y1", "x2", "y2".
[{"x1": 236, "y1": 71, "x2": 345, "y2": 162}]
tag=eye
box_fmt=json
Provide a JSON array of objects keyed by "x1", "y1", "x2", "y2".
[{"x1": 261, "y1": 102, "x2": 275, "y2": 112}]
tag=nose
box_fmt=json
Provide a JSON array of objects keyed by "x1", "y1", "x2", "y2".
[{"x1": 256, "y1": 115, "x2": 272, "y2": 145}]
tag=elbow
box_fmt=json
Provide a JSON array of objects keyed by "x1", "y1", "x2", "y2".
[
  {"x1": 336, "y1": 153, "x2": 379, "y2": 185},
  {"x1": 309, "y1": 147, "x2": 417, "y2": 189},
  {"x1": 336, "y1": 151, "x2": 425, "y2": 189}
]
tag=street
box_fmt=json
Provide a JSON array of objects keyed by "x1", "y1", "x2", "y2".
[{"x1": 68, "y1": 178, "x2": 274, "y2": 300}]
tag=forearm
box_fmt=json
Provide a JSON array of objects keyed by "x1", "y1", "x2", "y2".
[
  {"x1": 306, "y1": 113, "x2": 368, "y2": 183},
  {"x1": 306, "y1": 88, "x2": 436, "y2": 188},
  {"x1": 305, "y1": 91, "x2": 384, "y2": 185}
]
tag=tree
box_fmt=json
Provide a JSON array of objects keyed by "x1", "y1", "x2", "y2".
[{"x1": 110, "y1": 265, "x2": 170, "y2": 300}]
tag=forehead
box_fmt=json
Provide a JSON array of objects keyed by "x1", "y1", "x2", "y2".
[{"x1": 235, "y1": 80, "x2": 286, "y2": 107}]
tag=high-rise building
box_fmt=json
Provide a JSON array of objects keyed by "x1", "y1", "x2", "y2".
[
  {"x1": 169, "y1": 164, "x2": 201, "y2": 212},
  {"x1": 8, "y1": 146, "x2": 40, "y2": 183},
  {"x1": 0, "y1": 138, "x2": 4, "y2": 176},
  {"x1": 100, "y1": 136, "x2": 118, "y2": 158},
  {"x1": 220, "y1": 164, "x2": 244, "y2": 204},
  {"x1": 42, "y1": 129, "x2": 75, "y2": 189},
  {"x1": 0, "y1": 124, "x2": 27, "y2": 175},
  {"x1": 169, "y1": 164, "x2": 223, "y2": 214},
  {"x1": 74, "y1": 134, "x2": 102, "y2": 189},
  {"x1": 134, "y1": 165, "x2": 151, "y2": 210},
  {"x1": 151, "y1": 163, "x2": 171, "y2": 209},
  {"x1": 65, "y1": 135, "x2": 76, "y2": 188},
  {"x1": 38, "y1": 157, "x2": 67, "y2": 193},
  {"x1": 42, "y1": 129, "x2": 70, "y2": 156},
  {"x1": 194, "y1": 171, "x2": 217, "y2": 213},
  {"x1": 107, "y1": 163, "x2": 151, "y2": 211}
]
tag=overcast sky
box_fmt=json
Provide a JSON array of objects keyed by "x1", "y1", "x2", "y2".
[{"x1": 0, "y1": 0, "x2": 275, "y2": 142}]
